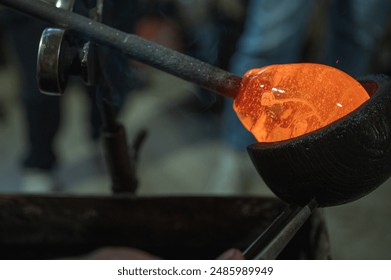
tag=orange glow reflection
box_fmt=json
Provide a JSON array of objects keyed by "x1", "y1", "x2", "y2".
[{"x1": 234, "y1": 63, "x2": 369, "y2": 142}]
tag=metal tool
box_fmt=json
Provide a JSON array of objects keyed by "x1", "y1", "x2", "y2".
[
  {"x1": 243, "y1": 199, "x2": 317, "y2": 259},
  {"x1": 37, "y1": 0, "x2": 76, "y2": 95},
  {"x1": 37, "y1": 0, "x2": 98, "y2": 94},
  {"x1": 0, "y1": 0, "x2": 241, "y2": 98},
  {"x1": 36, "y1": 0, "x2": 142, "y2": 194}
]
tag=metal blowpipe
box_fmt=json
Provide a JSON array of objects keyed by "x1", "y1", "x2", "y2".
[{"x1": 0, "y1": 0, "x2": 241, "y2": 98}]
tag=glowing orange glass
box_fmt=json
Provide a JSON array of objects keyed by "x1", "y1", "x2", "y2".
[{"x1": 233, "y1": 63, "x2": 369, "y2": 142}]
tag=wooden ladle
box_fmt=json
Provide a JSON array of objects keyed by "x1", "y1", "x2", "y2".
[
  {"x1": 243, "y1": 75, "x2": 391, "y2": 259},
  {"x1": 247, "y1": 75, "x2": 391, "y2": 207}
]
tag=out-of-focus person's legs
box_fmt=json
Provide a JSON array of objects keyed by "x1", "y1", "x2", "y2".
[
  {"x1": 4, "y1": 13, "x2": 61, "y2": 191},
  {"x1": 2, "y1": 0, "x2": 142, "y2": 192},
  {"x1": 323, "y1": 0, "x2": 391, "y2": 77}
]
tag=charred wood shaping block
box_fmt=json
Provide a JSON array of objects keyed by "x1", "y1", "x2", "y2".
[
  {"x1": 248, "y1": 75, "x2": 391, "y2": 207},
  {"x1": 0, "y1": 195, "x2": 330, "y2": 259}
]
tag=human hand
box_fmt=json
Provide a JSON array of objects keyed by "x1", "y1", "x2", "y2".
[{"x1": 84, "y1": 247, "x2": 245, "y2": 260}]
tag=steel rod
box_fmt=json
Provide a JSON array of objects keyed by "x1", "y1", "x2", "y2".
[
  {"x1": 0, "y1": 0, "x2": 241, "y2": 98},
  {"x1": 243, "y1": 199, "x2": 318, "y2": 260}
]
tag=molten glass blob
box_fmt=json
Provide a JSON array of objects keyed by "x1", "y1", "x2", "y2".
[{"x1": 234, "y1": 63, "x2": 370, "y2": 142}]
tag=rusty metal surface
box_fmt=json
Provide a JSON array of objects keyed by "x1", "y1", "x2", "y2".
[{"x1": 0, "y1": 194, "x2": 329, "y2": 259}]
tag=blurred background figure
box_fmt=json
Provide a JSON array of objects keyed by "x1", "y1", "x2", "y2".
[
  {"x1": 135, "y1": 0, "x2": 245, "y2": 115},
  {"x1": 210, "y1": 0, "x2": 391, "y2": 194},
  {"x1": 0, "y1": 0, "x2": 145, "y2": 193},
  {"x1": 175, "y1": 0, "x2": 244, "y2": 113},
  {"x1": 0, "y1": 8, "x2": 65, "y2": 192}
]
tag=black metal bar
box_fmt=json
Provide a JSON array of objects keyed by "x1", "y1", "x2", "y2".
[
  {"x1": 243, "y1": 199, "x2": 318, "y2": 260},
  {"x1": 0, "y1": 0, "x2": 241, "y2": 98},
  {"x1": 100, "y1": 97, "x2": 138, "y2": 194}
]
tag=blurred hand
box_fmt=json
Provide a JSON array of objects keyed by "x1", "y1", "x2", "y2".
[
  {"x1": 84, "y1": 247, "x2": 161, "y2": 260},
  {"x1": 216, "y1": 248, "x2": 245, "y2": 260},
  {"x1": 84, "y1": 247, "x2": 245, "y2": 260}
]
